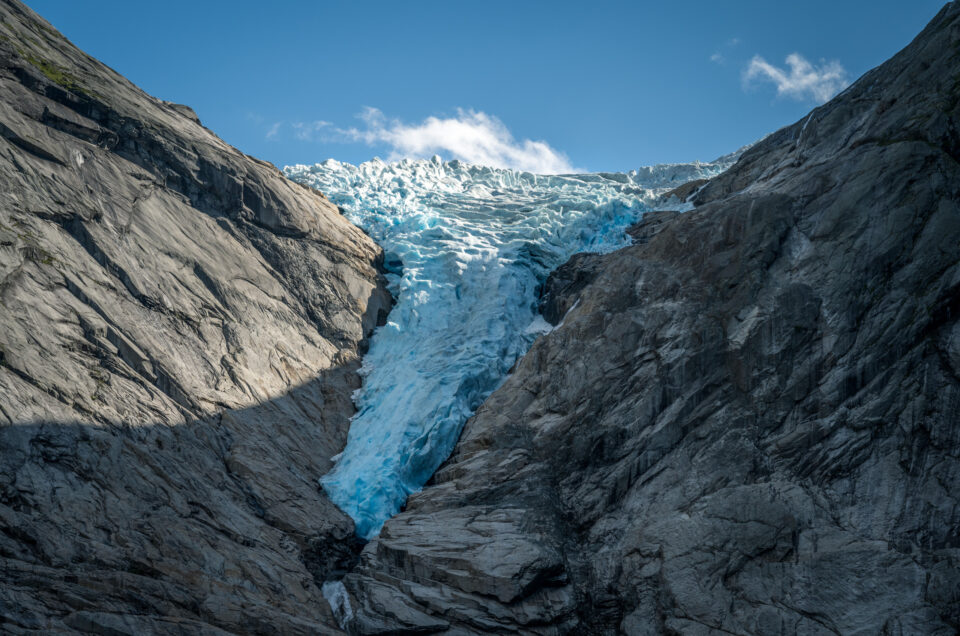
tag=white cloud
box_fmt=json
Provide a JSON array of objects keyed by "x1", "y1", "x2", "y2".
[
  {"x1": 711, "y1": 37, "x2": 742, "y2": 66},
  {"x1": 338, "y1": 107, "x2": 574, "y2": 174},
  {"x1": 265, "y1": 121, "x2": 282, "y2": 140},
  {"x1": 743, "y1": 53, "x2": 849, "y2": 103},
  {"x1": 292, "y1": 120, "x2": 332, "y2": 141}
]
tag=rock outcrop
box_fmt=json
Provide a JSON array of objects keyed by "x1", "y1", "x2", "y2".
[
  {"x1": 0, "y1": 0, "x2": 391, "y2": 633},
  {"x1": 341, "y1": 4, "x2": 960, "y2": 634}
]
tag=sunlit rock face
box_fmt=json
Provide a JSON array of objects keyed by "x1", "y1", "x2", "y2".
[
  {"x1": 285, "y1": 156, "x2": 732, "y2": 537},
  {"x1": 0, "y1": 1, "x2": 392, "y2": 632}
]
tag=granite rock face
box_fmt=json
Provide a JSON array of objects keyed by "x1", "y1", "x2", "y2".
[
  {"x1": 342, "y1": 4, "x2": 960, "y2": 634},
  {"x1": 0, "y1": 1, "x2": 391, "y2": 633}
]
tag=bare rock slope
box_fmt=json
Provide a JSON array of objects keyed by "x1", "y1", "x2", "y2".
[
  {"x1": 344, "y1": 4, "x2": 960, "y2": 634},
  {"x1": 0, "y1": 0, "x2": 391, "y2": 633}
]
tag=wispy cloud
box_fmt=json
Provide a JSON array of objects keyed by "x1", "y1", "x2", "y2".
[
  {"x1": 265, "y1": 121, "x2": 282, "y2": 140},
  {"x1": 710, "y1": 37, "x2": 741, "y2": 65},
  {"x1": 292, "y1": 120, "x2": 332, "y2": 141},
  {"x1": 338, "y1": 107, "x2": 574, "y2": 174},
  {"x1": 743, "y1": 53, "x2": 849, "y2": 103}
]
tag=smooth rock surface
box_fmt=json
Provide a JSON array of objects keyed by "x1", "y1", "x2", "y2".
[
  {"x1": 0, "y1": 1, "x2": 390, "y2": 633},
  {"x1": 341, "y1": 4, "x2": 960, "y2": 634}
]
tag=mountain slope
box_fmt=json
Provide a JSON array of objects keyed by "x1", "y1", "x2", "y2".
[
  {"x1": 0, "y1": 0, "x2": 391, "y2": 633},
  {"x1": 341, "y1": 4, "x2": 960, "y2": 634}
]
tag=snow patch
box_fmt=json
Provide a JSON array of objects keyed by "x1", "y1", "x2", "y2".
[{"x1": 321, "y1": 581, "x2": 354, "y2": 627}]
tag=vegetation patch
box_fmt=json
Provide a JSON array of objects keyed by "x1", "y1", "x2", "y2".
[
  {"x1": 21, "y1": 243, "x2": 57, "y2": 266},
  {"x1": 7, "y1": 220, "x2": 58, "y2": 266},
  {"x1": 22, "y1": 51, "x2": 84, "y2": 92},
  {"x1": 1, "y1": 20, "x2": 101, "y2": 100}
]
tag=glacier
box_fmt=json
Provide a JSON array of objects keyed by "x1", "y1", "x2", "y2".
[{"x1": 284, "y1": 155, "x2": 734, "y2": 539}]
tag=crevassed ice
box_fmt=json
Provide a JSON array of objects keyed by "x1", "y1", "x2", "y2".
[{"x1": 284, "y1": 156, "x2": 732, "y2": 539}]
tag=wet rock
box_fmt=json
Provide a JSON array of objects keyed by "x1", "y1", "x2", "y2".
[
  {"x1": 625, "y1": 209, "x2": 680, "y2": 244},
  {"x1": 537, "y1": 252, "x2": 604, "y2": 325},
  {"x1": 660, "y1": 178, "x2": 708, "y2": 204}
]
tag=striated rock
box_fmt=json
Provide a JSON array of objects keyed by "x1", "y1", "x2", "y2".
[
  {"x1": 0, "y1": 1, "x2": 390, "y2": 633},
  {"x1": 537, "y1": 252, "x2": 605, "y2": 326},
  {"x1": 537, "y1": 211, "x2": 685, "y2": 328},
  {"x1": 660, "y1": 178, "x2": 708, "y2": 205},
  {"x1": 342, "y1": 4, "x2": 960, "y2": 634},
  {"x1": 625, "y1": 209, "x2": 681, "y2": 245}
]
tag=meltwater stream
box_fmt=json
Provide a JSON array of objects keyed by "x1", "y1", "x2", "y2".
[{"x1": 285, "y1": 156, "x2": 731, "y2": 538}]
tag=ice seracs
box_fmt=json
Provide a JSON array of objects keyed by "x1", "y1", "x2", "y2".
[{"x1": 284, "y1": 156, "x2": 733, "y2": 538}]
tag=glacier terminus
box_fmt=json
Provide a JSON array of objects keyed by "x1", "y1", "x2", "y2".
[{"x1": 285, "y1": 156, "x2": 734, "y2": 538}]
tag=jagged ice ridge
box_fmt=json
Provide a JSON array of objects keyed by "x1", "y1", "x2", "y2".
[{"x1": 285, "y1": 156, "x2": 733, "y2": 538}]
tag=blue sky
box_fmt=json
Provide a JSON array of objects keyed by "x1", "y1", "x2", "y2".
[{"x1": 29, "y1": 1, "x2": 947, "y2": 173}]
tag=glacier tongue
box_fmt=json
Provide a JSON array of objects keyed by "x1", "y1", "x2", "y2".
[{"x1": 284, "y1": 156, "x2": 731, "y2": 539}]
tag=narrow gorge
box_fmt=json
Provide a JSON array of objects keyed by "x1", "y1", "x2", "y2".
[{"x1": 0, "y1": 1, "x2": 958, "y2": 635}]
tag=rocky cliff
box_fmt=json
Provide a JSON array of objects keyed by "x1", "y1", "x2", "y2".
[
  {"x1": 3, "y1": 0, "x2": 960, "y2": 634},
  {"x1": 341, "y1": 4, "x2": 960, "y2": 634},
  {"x1": 0, "y1": 0, "x2": 392, "y2": 633}
]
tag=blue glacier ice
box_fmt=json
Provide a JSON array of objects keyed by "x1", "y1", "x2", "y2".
[{"x1": 284, "y1": 155, "x2": 734, "y2": 539}]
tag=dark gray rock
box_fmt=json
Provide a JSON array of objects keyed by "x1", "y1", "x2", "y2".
[
  {"x1": 626, "y1": 209, "x2": 680, "y2": 244},
  {"x1": 342, "y1": 3, "x2": 960, "y2": 634},
  {"x1": 661, "y1": 178, "x2": 708, "y2": 205},
  {"x1": 0, "y1": 1, "x2": 390, "y2": 633},
  {"x1": 538, "y1": 252, "x2": 604, "y2": 326}
]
